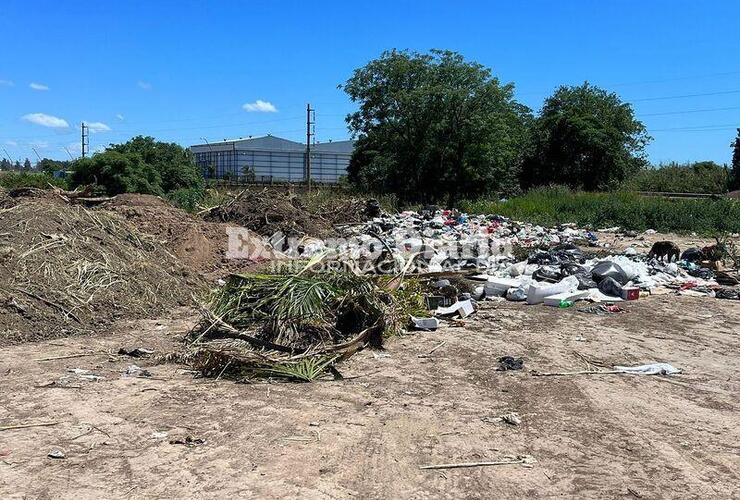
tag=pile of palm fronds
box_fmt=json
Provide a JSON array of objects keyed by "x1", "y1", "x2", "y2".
[{"x1": 186, "y1": 268, "x2": 425, "y2": 382}]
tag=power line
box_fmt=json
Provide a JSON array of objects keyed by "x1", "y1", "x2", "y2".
[
  {"x1": 650, "y1": 123, "x2": 739, "y2": 132},
  {"x1": 630, "y1": 89, "x2": 740, "y2": 102},
  {"x1": 638, "y1": 105, "x2": 740, "y2": 117}
]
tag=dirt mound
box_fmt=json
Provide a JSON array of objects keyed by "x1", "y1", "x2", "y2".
[
  {"x1": 102, "y1": 195, "x2": 271, "y2": 278},
  {"x1": 105, "y1": 192, "x2": 170, "y2": 208},
  {"x1": 204, "y1": 188, "x2": 367, "y2": 238},
  {"x1": 0, "y1": 196, "x2": 204, "y2": 344}
]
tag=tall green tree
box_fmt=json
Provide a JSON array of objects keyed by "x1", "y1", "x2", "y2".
[
  {"x1": 343, "y1": 49, "x2": 532, "y2": 206},
  {"x1": 522, "y1": 83, "x2": 650, "y2": 191},
  {"x1": 23, "y1": 158, "x2": 32, "y2": 171},
  {"x1": 106, "y1": 136, "x2": 202, "y2": 192},
  {"x1": 731, "y1": 128, "x2": 740, "y2": 190}
]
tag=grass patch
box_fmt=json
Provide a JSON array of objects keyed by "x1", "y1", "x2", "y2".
[{"x1": 461, "y1": 186, "x2": 740, "y2": 234}]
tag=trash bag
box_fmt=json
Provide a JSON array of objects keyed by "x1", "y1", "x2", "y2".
[
  {"x1": 550, "y1": 243, "x2": 585, "y2": 263},
  {"x1": 715, "y1": 288, "x2": 740, "y2": 300},
  {"x1": 528, "y1": 250, "x2": 555, "y2": 265},
  {"x1": 680, "y1": 247, "x2": 704, "y2": 262},
  {"x1": 591, "y1": 261, "x2": 629, "y2": 285},
  {"x1": 560, "y1": 263, "x2": 597, "y2": 289},
  {"x1": 575, "y1": 274, "x2": 598, "y2": 290},
  {"x1": 687, "y1": 267, "x2": 714, "y2": 280},
  {"x1": 532, "y1": 265, "x2": 562, "y2": 283},
  {"x1": 597, "y1": 276, "x2": 623, "y2": 297},
  {"x1": 560, "y1": 263, "x2": 587, "y2": 276}
]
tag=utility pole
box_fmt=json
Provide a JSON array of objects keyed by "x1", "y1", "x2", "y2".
[
  {"x1": 81, "y1": 122, "x2": 89, "y2": 158},
  {"x1": 305, "y1": 103, "x2": 315, "y2": 191}
]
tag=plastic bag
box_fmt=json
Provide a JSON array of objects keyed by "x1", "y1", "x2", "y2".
[
  {"x1": 532, "y1": 265, "x2": 562, "y2": 283},
  {"x1": 597, "y1": 276, "x2": 623, "y2": 297},
  {"x1": 591, "y1": 261, "x2": 629, "y2": 285}
]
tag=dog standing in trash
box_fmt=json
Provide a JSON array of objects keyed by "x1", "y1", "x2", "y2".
[{"x1": 648, "y1": 241, "x2": 680, "y2": 262}]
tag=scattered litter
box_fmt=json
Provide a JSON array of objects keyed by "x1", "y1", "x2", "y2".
[
  {"x1": 613, "y1": 363, "x2": 681, "y2": 375},
  {"x1": 500, "y1": 412, "x2": 522, "y2": 426},
  {"x1": 47, "y1": 449, "x2": 66, "y2": 459},
  {"x1": 435, "y1": 299, "x2": 475, "y2": 318},
  {"x1": 411, "y1": 316, "x2": 440, "y2": 331},
  {"x1": 124, "y1": 365, "x2": 152, "y2": 378},
  {"x1": 620, "y1": 286, "x2": 640, "y2": 301},
  {"x1": 372, "y1": 351, "x2": 391, "y2": 360},
  {"x1": 66, "y1": 368, "x2": 105, "y2": 381},
  {"x1": 497, "y1": 356, "x2": 524, "y2": 371},
  {"x1": 533, "y1": 363, "x2": 680, "y2": 377},
  {"x1": 578, "y1": 304, "x2": 625, "y2": 315},
  {"x1": 543, "y1": 290, "x2": 589, "y2": 307},
  {"x1": 118, "y1": 347, "x2": 154, "y2": 358},
  {"x1": 150, "y1": 431, "x2": 168, "y2": 439},
  {"x1": 169, "y1": 436, "x2": 206, "y2": 447}
]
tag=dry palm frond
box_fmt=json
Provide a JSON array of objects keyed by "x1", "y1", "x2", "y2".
[{"x1": 187, "y1": 270, "x2": 422, "y2": 381}]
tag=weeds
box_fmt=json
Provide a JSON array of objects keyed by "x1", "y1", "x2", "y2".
[{"x1": 461, "y1": 186, "x2": 740, "y2": 234}]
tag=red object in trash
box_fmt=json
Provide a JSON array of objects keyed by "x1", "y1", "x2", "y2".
[{"x1": 620, "y1": 287, "x2": 640, "y2": 300}]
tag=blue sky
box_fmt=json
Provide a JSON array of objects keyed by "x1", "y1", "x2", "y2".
[{"x1": 1, "y1": 0, "x2": 739, "y2": 165}]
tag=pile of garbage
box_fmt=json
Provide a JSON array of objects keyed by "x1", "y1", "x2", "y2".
[{"x1": 284, "y1": 207, "x2": 738, "y2": 304}]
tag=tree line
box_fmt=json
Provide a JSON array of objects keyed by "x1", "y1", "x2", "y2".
[{"x1": 343, "y1": 49, "x2": 740, "y2": 205}]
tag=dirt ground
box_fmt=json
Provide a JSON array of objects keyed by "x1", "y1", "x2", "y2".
[{"x1": 2, "y1": 295, "x2": 738, "y2": 499}]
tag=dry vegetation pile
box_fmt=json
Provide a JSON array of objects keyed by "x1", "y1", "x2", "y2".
[
  {"x1": 203, "y1": 188, "x2": 367, "y2": 238},
  {"x1": 0, "y1": 189, "x2": 203, "y2": 343},
  {"x1": 183, "y1": 268, "x2": 425, "y2": 381}
]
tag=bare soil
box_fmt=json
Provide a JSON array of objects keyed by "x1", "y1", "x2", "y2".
[
  {"x1": 2, "y1": 295, "x2": 738, "y2": 499},
  {"x1": 103, "y1": 193, "x2": 271, "y2": 279}
]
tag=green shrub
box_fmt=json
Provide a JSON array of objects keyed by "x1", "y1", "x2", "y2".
[
  {"x1": 623, "y1": 161, "x2": 730, "y2": 194},
  {"x1": 70, "y1": 151, "x2": 163, "y2": 196}
]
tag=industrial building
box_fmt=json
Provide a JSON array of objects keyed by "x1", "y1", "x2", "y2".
[{"x1": 189, "y1": 135, "x2": 354, "y2": 184}]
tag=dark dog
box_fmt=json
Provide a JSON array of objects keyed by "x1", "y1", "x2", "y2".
[{"x1": 648, "y1": 241, "x2": 680, "y2": 262}]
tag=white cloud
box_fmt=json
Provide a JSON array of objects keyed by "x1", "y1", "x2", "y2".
[
  {"x1": 22, "y1": 113, "x2": 70, "y2": 129},
  {"x1": 30, "y1": 82, "x2": 49, "y2": 91},
  {"x1": 0, "y1": 79, "x2": 14, "y2": 87},
  {"x1": 116, "y1": 113, "x2": 125, "y2": 121},
  {"x1": 242, "y1": 100, "x2": 278, "y2": 113},
  {"x1": 30, "y1": 140, "x2": 49, "y2": 149},
  {"x1": 85, "y1": 121, "x2": 111, "y2": 133},
  {"x1": 137, "y1": 81, "x2": 152, "y2": 90},
  {"x1": 5, "y1": 140, "x2": 18, "y2": 146}
]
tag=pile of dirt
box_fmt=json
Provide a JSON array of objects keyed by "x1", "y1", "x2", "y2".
[
  {"x1": 0, "y1": 193, "x2": 204, "y2": 344},
  {"x1": 102, "y1": 193, "x2": 271, "y2": 277},
  {"x1": 203, "y1": 188, "x2": 367, "y2": 239}
]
